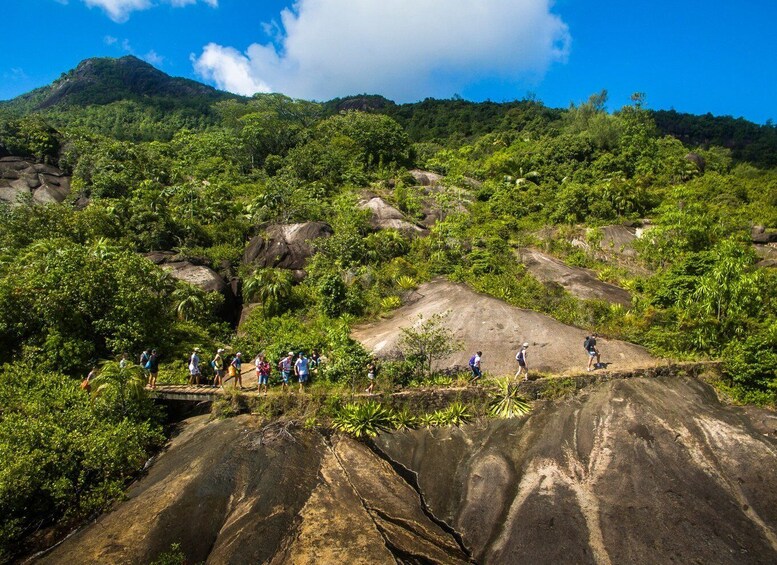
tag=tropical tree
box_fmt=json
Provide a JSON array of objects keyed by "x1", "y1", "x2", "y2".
[
  {"x1": 90, "y1": 360, "x2": 148, "y2": 417},
  {"x1": 398, "y1": 311, "x2": 463, "y2": 378},
  {"x1": 243, "y1": 268, "x2": 294, "y2": 315}
]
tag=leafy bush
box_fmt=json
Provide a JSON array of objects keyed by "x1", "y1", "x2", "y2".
[{"x1": 0, "y1": 364, "x2": 163, "y2": 561}]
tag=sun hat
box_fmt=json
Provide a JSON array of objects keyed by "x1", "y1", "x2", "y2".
[
  {"x1": 288, "y1": 351, "x2": 294, "y2": 356},
  {"x1": 523, "y1": 342, "x2": 529, "y2": 347},
  {"x1": 217, "y1": 348, "x2": 225, "y2": 353}
]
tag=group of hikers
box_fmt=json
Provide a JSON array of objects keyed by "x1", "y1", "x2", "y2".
[
  {"x1": 180, "y1": 348, "x2": 322, "y2": 393},
  {"x1": 466, "y1": 333, "x2": 603, "y2": 383},
  {"x1": 88, "y1": 332, "x2": 603, "y2": 394}
]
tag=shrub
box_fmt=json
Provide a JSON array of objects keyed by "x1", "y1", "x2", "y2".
[
  {"x1": 332, "y1": 401, "x2": 393, "y2": 438},
  {"x1": 489, "y1": 379, "x2": 533, "y2": 418}
]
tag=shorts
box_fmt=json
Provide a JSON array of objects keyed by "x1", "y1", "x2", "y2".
[
  {"x1": 259, "y1": 374, "x2": 269, "y2": 385},
  {"x1": 368, "y1": 372, "x2": 375, "y2": 380},
  {"x1": 282, "y1": 370, "x2": 291, "y2": 383},
  {"x1": 517, "y1": 360, "x2": 526, "y2": 368},
  {"x1": 587, "y1": 350, "x2": 597, "y2": 357},
  {"x1": 298, "y1": 372, "x2": 309, "y2": 383}
]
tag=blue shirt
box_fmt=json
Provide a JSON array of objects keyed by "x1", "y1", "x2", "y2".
[{"x1": 295, "y1": 357, "x2": 309, "y2": 375}]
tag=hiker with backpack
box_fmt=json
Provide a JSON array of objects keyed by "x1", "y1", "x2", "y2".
[
  {"x1": 255, "y1": 353, "x2": 271, "y2": 395},
  {"x1": 231, "y1": 352, "x2": 244, "y2": 389},
  {"x1": 140, "y1": 349, "x2": 151, "y2": 383},
  {"x1": 278, "y1": 351, "x2": 294, "y2": 392},
  {"x1": 188, "y1": 348, "x2": 202, "y2": 385},
  {"x1": 515, "y1": 343, "x2": 529, "y2": 380},
  {"x1": 468, "y1": 351, "x2": 483, "y2": 383},
  {"x1": 212, "y1": 348, "x2": 225, "y2": 388},
  {"x1": 146, "y1": 349, "x2": 159, "y2": 389},
  {"x1": 294, "y1": 352, "x2": 310, "y2": 393},
  {"x1": 584, "y1": 333, "x2": 601, "y2": 371}
]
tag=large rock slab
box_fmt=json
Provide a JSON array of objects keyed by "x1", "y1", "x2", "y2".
[
  {"x1": 39, "y1": 377, "x2": 777, "y2": 564},
  {"x1": 0, "y1": 156, "x2": 70, "y2": 204},
  {"x1": 145, "y1": 252, "x2": 239, "y2": 323},
  {"x1": 377, "y1": 377, "x2": 777, "y2": 564},
  {"x1": 243, "y1": 222, "x2": 333, "y2": 269},
  {"x1": 40, "y1": 417, "x2": 469, "y2": 564},
  {"x1": 519, "y1": 248, "x2": 633, "y2": 307},
  {"x1": 352, "y1": 279, "x2": 653, "y2": 376},
  {"x1": 358, "y1": 196, "x2": 427, "y2": 237}
]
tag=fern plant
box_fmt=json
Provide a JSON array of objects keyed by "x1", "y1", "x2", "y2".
[
  {"x1": 488, "y1": 378, "x2": 532, "y2": 419},
  {"x1": 333, "y1": 401, "x2": 393, "y2": 438}
]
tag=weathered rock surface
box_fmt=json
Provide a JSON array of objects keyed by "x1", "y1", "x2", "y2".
[
  {"x1": 358, "y1": 196, "x2": 428, "y2": 237},
  {"x1": 376, "y1": 377, "x2": 777, "y2": 564},
  {"x1": 144, "y1": 252, "x2": 239, "y2": 323},
  {"x1": 0, "y1": 156, "x2": 70, "y2": 204},
  {"x1": 243, "y1": 222, "x2": 333, "y2": 269},
  {"x1": 518, "y1": 248, "x2": 633, "y2": 307},
  {"x1": 752, "y1": 226, "x2": 777, "y2": 245},
  {"x1": 596, "y1": 225, "x2": 638, "y2": 258},
  {"x1": 352, "y1": 279, "x2": 653, "y2": 375},
  {"x1": 409, "y1": 169, "x2": 442, "y2": 187},
  {"x1": 39, "y1": 376, "x2": 777, "y2": 564},
  {"x1": 755, "y1": 244, "x2": 777, "y2": 268}
]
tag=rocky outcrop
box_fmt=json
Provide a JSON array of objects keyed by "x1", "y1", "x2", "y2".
[
  {"x1": 358, "y1": 197, "x2": 428, "y2": 237},
  {"x1": 243, "y1": 222, "x2": 333, "y2": 270},
  {"x1": 145, "y1": 252, "x2": 239, "y2": 323},
  {"x1": 518, "y1": 248, "x2": 633, "y2": 307},
  {"x1": 376, "y1": 377, "x2": 777, "y2": 564},
  {"x1": 0, "y1": 156, "x2": 70, "y2": 204},
  {"x1": 39, "y1": 376, "x2": 777, "y2": 564},
  {"x1": 596, "y1": 225, "x2": 638, "y2": 258},
  {"x1": 352, "y1": 279, "x2": 651, "y2": 375},
  {"x1": 752, "y1": 226, "x2": 777, "y2": 245},
  {"x1": 409, "y1": 169, "x2": 442, "y2": 187}
]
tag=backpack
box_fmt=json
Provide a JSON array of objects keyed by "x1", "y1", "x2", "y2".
[
  {"x1": 583, "y1": 337, "x2": 591, "y2": 351},
  {"x1": 469, "y1": 354, "x2": 476, "y2": 367},
  {"x1": 516, "y1": 350, "x2": 525, "y2": 362}
]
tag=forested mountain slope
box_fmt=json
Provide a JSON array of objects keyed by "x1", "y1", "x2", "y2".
[{"x1": 0, "y1": 56, "x2": 775, "y2": 562}]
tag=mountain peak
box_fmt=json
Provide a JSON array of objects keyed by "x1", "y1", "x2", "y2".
[{"x1": 5, "y1": 55, "x2": 235, "y2": 111}]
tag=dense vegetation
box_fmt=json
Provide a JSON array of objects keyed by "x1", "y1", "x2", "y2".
[{"x1": 0, "y1": 57, "x2": 775, "y2": 560}]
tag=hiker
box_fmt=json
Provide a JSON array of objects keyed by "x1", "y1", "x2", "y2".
[
  {"x1": 231, "y1": 352, "x2": 244, "y2": 389},
  {"x1": 119, "y1": 353, "x2": 129, "y2": 370},
  {"x1": 146, "y1": 349, "x2": 159, "y2": 389},
  {"x1": 584, "y1": 333, "x2": 601, "y2": 371},
  {"x1": 468, "y1": 351, "x2": 483, "y2": 383},
  {"x1": 212, "y1": 348, "x2": 225, "y2": 388},
  {"x1": 189, "y1": 347, "x2": 202, "y2": 385},
  {"x1": 140, "y1": 349, "x2": 151, "y2": 381},
  {"x1": 515, "y1": 342, "x2": 529, "y2": 380},
  {"x1": 310, "y1": 349, "x2": 321, "y2": 376},
  {"x1": 365, "y1": 360, "x2": 377, "y2": 394},
  {"x1": 278, "y1": 351, "x2": 294, "y2": 392},
  {"x1": 255, "y1": 353, "x2": 271, "y2": 394},
  {"x1": 82, "y1": 366, "x2": 98, "y2": 392},
  {"x1": 295, "y1": 352, "x2": 310, "y2": 393}
]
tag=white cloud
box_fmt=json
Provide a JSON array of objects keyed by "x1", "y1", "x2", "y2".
[
  {"x1": 80, "y1": 0, "x2": 217, "y2": 23},
  {"x1": 103, "y1": 35, "x2": 118, "y2": 45},
  {"x1": 143, "y1": 50, "x2": 165, "y2": 65},
  {"x1": 192, "y1": 0, "x2": 571, "y2": 101},
  {"x1": 191, "y1": 45, "x2": 271, "y2": 95}
]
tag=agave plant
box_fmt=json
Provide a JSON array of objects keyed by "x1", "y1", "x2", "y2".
[
  {"x1": 390, "y1": 407, "x2": 418, "y2": 431},
  {"x1": 396, "y1": 275, "x2": 418, "y2": 291},
  {"x1": 441, "y1": 401, "x2": 472, "y2": 426},
  {"x1": 418, "y1": 412, "x2": 438, "y2": 428},
  {"x1": 488, "y1": 378, "x2": 532, "y2": 419},
  {"x1": 332, "y1": 401, "x2": 393, "y2": 438}
]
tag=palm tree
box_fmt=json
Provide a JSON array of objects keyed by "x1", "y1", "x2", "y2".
[
  {"x1": 172, "y1": 287, "x2": 206, "y2": 321},
  {"x1": 91, "y1": 360, "x2": 147, "y2": 417},
  {"x1": 243, "y1": 268, "x2": 293, "y2": 315}
]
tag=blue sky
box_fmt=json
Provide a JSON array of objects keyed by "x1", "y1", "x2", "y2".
[{"x1": 1, "y1": 0, "x2": 775, "y2": 123}]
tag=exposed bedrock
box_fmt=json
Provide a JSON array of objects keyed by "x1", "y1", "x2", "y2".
[
  {"x1": 376, "y1": 376, "x2": 777, "y2": 564},
  {"x1": 39, "y1": 377, "x2": 777, "y2": 564}
]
